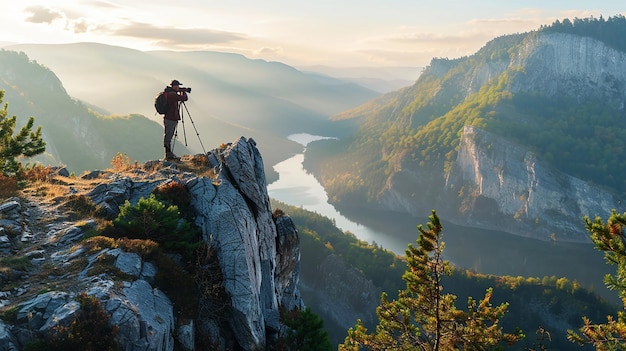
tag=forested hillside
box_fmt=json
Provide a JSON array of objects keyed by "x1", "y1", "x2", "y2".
[
  {"x1": 304, "y1": 16, "x2": 626, "y2": 240},
  {"x1": 272, "y1": 199, "x2": 616, "y2": 349},
  {"x1": 0, "y1": 50, "x2": 187, "y2": 173},
  {"x1": 311, "y1": 20, "x2": 626, "y2": 200},
  {"x1": 540, "y1": 14, "x2": 626, "y2": 52}
]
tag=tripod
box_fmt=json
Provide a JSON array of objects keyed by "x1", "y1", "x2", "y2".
[{"x1": 173, "y1": 101, "x2": 207, "y2": 155}]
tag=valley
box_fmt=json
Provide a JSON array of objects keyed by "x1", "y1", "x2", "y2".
[{"x1": 268, "y1": 134, "x2": 617, "y2": 304}]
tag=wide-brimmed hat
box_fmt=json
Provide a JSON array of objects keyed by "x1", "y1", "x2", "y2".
[{"x1": 171, "y1": 79, "x2": 182, "y2": 86}]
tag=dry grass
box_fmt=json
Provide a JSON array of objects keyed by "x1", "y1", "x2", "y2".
[
  {"x1": 109, "y1": 152, "x2": 139, "y2": 172},
  {"x1": 178, "y1": 154, "x2": 217, "y2": 178},
  {"x1": 0, "y1": 175, "x2": 18, "y2": 200}
]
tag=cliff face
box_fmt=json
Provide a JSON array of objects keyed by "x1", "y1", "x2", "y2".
[
  {"x1": 375, "y1": 32, "x2": 626, "y2": 241},
  {"x1": 426, "y1": 32, "x2": 626, "y2": 104},
  {"x1": 444, "y1": 126, "x2": 618, "y2": 241},
  {"x1": 0, "y1": 137, "x2": 303, "y2": 351},
  {"x1": 189, "y1": 138, "x2": 304, "y2": 348},
  {"x1": 511, "y1": 33, "x2": 626, "y2": 105}
]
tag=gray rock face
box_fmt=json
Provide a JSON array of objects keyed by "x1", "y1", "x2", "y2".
[
  {"x1": 512, "y1": 33, "x2": 626, "y2": 106},
  {"x1": 446, "y1": 126, "x2": 618, "y2": 241},
  {"x1": 189, "y1": 137, "x2": 303, "y2": 350},
  {"x1": 0, "y1": 136, "x2": 303, "y2": 351},
  {"x1": 376, "y1": 32, "x2": 625, "y2": 241}
]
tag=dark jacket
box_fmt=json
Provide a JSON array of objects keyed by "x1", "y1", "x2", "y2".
[{"x1": 164, "y1": 88, "x2": 188, "y2": 121}]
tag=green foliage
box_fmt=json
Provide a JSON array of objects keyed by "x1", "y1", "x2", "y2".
[
  {"x1": 340, "y1": 211, "x2": 521, "y2": 350},
  {"x1": 270, "y1": 199, "x2": 405, "y2": 295},
  {"x1": 306, "y1": 35, "x2": 526, "y2": 204},
  {"x1": 0, "y1": 90, "x2": 46, "y2": 175},
  {"x1": 280, "y1": 307, "x2": 333, "y2": 351},
  {"x1": 24, "y1": 292, "x2": 119, "y2": 351},
  {"x1": 309, "y1": 17, "x2": 626, "y2": 207},
  {"x1": 0, "y1": 50, "x2": 175, "y2": 174},
  {"x1": 541, "y1": 15, "x2": 626, "y2": 53},
  {"x1": 488, "y1": 93, "x2": 626, "y2": 194},
  {"x1": 567, "y1": 210, "x2": 626, "y2": 349},
  {"x1": 112, "y1": 193, "x2": 201, "y2": 259},
  {"x1": 272, "y1": 200, "x2": 615, "y2": 349},
  {"x1": 152, "y1": 181, "x2": 192, "y2": 219}
]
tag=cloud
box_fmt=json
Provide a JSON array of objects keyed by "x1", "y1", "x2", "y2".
[
  {"x1": 70, "y1": 18, "x2": 90, "y2": 34},
  {"x1": 24, "y1": 5, "x2": 64, "y2": 24},
  {"x1": 82, "y1": 0, "x2": 122, "y2": 9},
  {"x1": 110, "y1": 22, "x2": 247, "y2": 48},
  {"x1": 254, "y1": 46, "x2": 283, "y2": 56}
]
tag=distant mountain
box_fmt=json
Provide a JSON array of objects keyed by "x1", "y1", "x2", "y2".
[
  {"x1": 304, "y1": 16, "x2": 626, "y2": 242},
  {"x1": 299, "y1": 65, "x2": 421, "y2": 93},
  {"x1": 0, "y1": 50, "x2": 185, "y2": 173},
  {"x1": 5, "y1": 43, "x2": 381, "y2": 169}
]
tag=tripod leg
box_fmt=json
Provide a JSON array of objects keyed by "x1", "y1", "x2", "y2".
[
  {"x1": 181, "y1": 101, "x2": 207, "y2": 154},
  {"x1": 179, "y1": 102, "x2": 188, "y2": 147}
]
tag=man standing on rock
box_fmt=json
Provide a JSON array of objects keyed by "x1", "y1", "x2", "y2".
[{"x1": 163, "y1": 79, "x2": 188, "y2": 160}]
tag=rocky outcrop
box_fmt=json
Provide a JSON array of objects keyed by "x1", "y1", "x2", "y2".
[
  {"x1": 444, "y1": 126, "x2": 619, "y2": 241},
  {"x1": 511, "y1": 33, "x2": 626, "y2": 106},
  {"x1": 373, "y1": 32, "x2": 626, "y2": 242},
  {"x1": 189, "y1": 137, "x2": 304, "y2": 349},
  {"x1": 0, "y1": 136, "x2": 303, "y2": 350},
  {"x1": 428, "y1": 32, "x2": 626, "y2": 107},
  {"x1": 0, "y1": 198, "x2": 177, "y2": 351}
]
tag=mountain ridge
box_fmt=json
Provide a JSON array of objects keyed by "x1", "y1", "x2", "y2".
[
  {"x1": 304, "y1": 21, "x2": 626, "y2": 242},
  {"x1": 3, "y1": 42, "x2": 381, "y2": 175}
]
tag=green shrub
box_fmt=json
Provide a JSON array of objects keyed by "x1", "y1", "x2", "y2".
[
  {"x1": 278, "y1": 307, "x2": 332, "y2": 351},
  {"x1": 152, "y1": 181, "x2": 192, "y2": 219},
  {"x1": 113, "y1": 194, "x2": 201, "y2": 259},
  {"x1": 24, "y1": 292, "x2": 119, "y2": 351}
]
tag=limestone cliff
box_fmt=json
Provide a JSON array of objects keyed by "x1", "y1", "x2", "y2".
[
  {"x1": 510, "y1": 33, "x2": 626, "y2": 106},
  {"x1": 445, "y1": 126, "x2": 619, "y2": 241},
  {"x1": 373, "y1": 32, "x2": 626, "y2": 241},
  {"x1": 0, "y1": 137, "x2": 303, "y2": 351}
]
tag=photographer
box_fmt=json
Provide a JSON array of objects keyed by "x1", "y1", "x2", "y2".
[{"x1": 163, "y1": 79, "x2": 189, "y2": 160}]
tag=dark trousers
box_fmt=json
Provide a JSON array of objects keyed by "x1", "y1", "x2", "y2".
[{"x1": 163, "y1": 119, "x2": 178, "y2": 151}]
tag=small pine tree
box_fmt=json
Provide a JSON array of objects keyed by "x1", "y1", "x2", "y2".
[
  {"x1": 567, "y1": 210, "x2": 626, "y2": 349},
  {"x1": 340, "y1": 210, "x2": 521, "y2": 351},
  {"x1": 0, "y1": 91, "x2": 46, "y2": 175},
  {"x1": 113, "y1": 194, "x2": 201, "y2": 258},
  {"x1": 282, "y1": 308, "x2": 333, "y2": 351}
]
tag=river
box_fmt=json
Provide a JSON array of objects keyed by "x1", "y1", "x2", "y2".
[{"x1": 267, "y1": 133, "x2": 615, "y2": 302}]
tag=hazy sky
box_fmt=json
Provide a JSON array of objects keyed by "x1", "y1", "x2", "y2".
[{"x1": 1, "y1": 1, "x2": 623, "y2": 68}]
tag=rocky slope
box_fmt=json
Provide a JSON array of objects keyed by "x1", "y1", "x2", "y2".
[{"x1": 0, "y1": 137, "x2": 303, "y2": 350}]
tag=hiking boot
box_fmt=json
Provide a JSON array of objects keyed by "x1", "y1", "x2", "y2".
[
  {"x1": 164, "y1": 146, "x2": 179, "y2": 161},
  {"x1": 165, "y1": 151, "x2": 179, "y2": 160}
]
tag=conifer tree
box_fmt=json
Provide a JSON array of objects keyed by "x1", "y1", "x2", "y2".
[
  {"x1": 340, "y1": 210, "x2": 521, "y2": 351},
  {"x1": 282, "y1": 307, "x2": 332, "y2": 351},
  {"x1": 568, "y1": 210, "x2": 626, "y2": 349},
  {"x1": 0, "y1": 91, "x2": 46, "y2": 174}
]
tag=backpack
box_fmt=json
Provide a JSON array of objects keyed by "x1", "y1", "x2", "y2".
[{"x1": 154, "y1": 90, "x2": 168, "y2": 114}]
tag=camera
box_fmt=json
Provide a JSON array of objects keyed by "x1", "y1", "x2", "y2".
[{"x1": 180, "y1": 87, "x2": 192, "y2": 93}]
